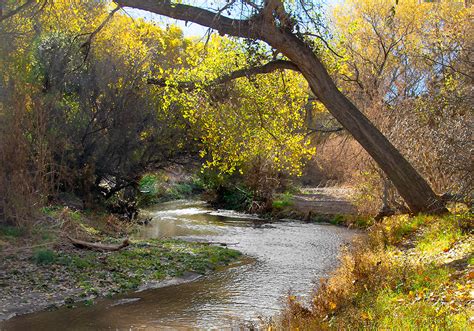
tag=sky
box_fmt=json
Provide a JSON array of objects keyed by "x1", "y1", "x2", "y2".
[{"x1": 123, "y1": 0, "x2": 342, "y2": 38}]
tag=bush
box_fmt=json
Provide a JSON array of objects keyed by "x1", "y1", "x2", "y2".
[
  {"x1": 218, "y1": 185, "x2": 254, "y2": 211},
  {"x1": 272, "y1": 192, "x2": 294, "y2": 209},
  {"x1": 0, "y1": 225, "x2": 25, "y2": 238},
  {"x1": 33, "y1": 249, "x2": 56, "y2": 265},
  {"x1": 138, "y1": 172, "x2": 205, "y2": 206}
]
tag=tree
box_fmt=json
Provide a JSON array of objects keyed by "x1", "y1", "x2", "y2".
[
  {"x1": 0, "y1": 0, "x2": 202, "y2": 216},
  {"x1": 1, "y1": 0, "x2": 315, "y2": 221},
  {"x1": 153, "y1": 34, "x2": 316, "y2": 210},
  {"x1": 330, "y1": 0, "x2": 472, "y2": 201},
  {"x1": 114, "y1": 0, "x2": 446, "y2": 213}
]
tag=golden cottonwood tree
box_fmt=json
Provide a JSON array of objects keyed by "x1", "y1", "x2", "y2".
[
  {"x1": 329, "y1": 0, "x2": 472, "y2": 200},
  {"x1": 115, "y1": 0, "x2": 448, "y2": 213}
]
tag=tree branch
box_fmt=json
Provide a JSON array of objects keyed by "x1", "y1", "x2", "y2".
[
  {"x1": 67, "y1": 236, "x2": 130, "y2": 251},
  {"x1": 79, "y1": 6, "x2": 121, "y2": 62},
  {"x1": 308, "y1": 126, "x2": 344, "y2": 133},
  {"x1": 115, "y1": 0, "x2": 260, "y2": 39},
  {"x1": 0, "y1": 0, "x2": 36, "y2": 22},
  {"x1": 148, "y1": 59, "x2": 300, "y2": 90},
  {"x1": 302, "y1": 32, "x2": 343, "y2": 59}
]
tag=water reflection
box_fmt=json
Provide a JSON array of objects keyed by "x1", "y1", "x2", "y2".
[{"x1": 1, "y1": 200, "x2": 354, "y2": 330}]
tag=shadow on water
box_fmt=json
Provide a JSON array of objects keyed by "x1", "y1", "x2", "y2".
[{"x1": 1, "y1": 200, "x2": 355, "y2": 330}]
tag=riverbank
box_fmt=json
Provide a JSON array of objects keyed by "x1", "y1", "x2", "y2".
[
  {"x1": 270, "y1": 187, "x2": 373, "y2": 228},
  {"x1": 0, "y1": 207, "x2": 241, "y2": 321},
  {"x1": 274, "y1": 208, "x2": 473, "y2": 329}
]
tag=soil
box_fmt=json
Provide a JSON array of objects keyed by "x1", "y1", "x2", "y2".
[{"x1": 292, "y1": 187, "x2": 357, "y2": 215}]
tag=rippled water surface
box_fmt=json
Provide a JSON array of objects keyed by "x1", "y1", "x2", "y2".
[{"x1": 2, "y1": 200, "x2": 354, "y2": 330}]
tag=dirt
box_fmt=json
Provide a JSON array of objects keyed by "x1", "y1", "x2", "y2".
[{"x1": 291, "y1": 187, "x2": 357, "y2": 216}]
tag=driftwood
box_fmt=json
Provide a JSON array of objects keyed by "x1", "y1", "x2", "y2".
[
  {"x1": 201, "y1": 241, "x2": 239, "y2": 247},
  {"x1": 67, "y1": 236, "x2": 130, "y2": 251}
]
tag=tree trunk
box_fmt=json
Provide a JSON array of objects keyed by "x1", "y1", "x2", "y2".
[
  {"x1": 263, "y1": 29, "x2": 445, "y2": 213},
  {"x1": 115, "y1": 0, "x2": 447, "y2": 214}
]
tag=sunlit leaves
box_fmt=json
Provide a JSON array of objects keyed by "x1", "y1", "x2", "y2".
[{"x1": 159, "y1": 35, "x2": 315, "y2": 176}]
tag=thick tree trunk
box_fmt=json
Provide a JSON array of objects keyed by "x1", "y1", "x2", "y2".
[
  {"x1": 115, "y1": 0, "x2": 447, "y2": 214},
  {"x1": 263, "y1": 29, "x2": 445, "y2": 213}
]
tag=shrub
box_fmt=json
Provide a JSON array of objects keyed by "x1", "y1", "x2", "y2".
[
  {"x1": 0, "y1": 225, "x2": 25, "y2": 238},
  {"x1": 33, "y1": 249, "x2": 56, "y2": 265},
  {"x1": 272, "y1": 192, "x2": 294, "y2": 209}
]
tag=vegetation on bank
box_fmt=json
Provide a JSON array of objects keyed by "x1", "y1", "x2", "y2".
[
  {"x1": 0, "y1": 0, "x2": 471, "y2": 327},
  {"x1": 0, "y1": 206, "x2": 241, "y2": 319},
  {"x1": 0, "y1": 0, "x2": 315, "y2": 227},
  {"x1": 138, "y1": 173, "x2": 205, "y2": 206},
  {"x1": 275, "y1": 207, "x2": 473, "y2": 330},
  {"x1": 1, "y1": 0, "x2": 471, "y2": 226}
]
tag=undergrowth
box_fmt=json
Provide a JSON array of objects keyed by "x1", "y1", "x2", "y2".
[
  {"x1": 138, "y1": 173, "x2": 204, "y2": 206},
  {"x1": 273, "y1": 208, "x2": 473, "y2": 330}
]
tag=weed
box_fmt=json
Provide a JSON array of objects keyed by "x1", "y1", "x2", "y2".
[
  {"x1": 83, "y1": 299, "x2": 94, "y2": 306},
  {"x1": 33, "y1": 249, "x2": 56, "y2": 265},
  {"x1": 0, "y1": 225, "x2": 25, "y2": 238},
  {"x1": 272, "y1": 192, "x2": 294, "y2": 209}
]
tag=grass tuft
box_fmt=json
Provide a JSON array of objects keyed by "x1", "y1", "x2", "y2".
[
  {"x1": 0, "y1": 225, "x2": 25, "y2": 238},
  {"x1": 33, "y1": 249, "x2": 57, "y2": 265}
]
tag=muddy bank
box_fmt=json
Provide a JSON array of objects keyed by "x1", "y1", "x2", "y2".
[
  {"x1": 270, "y1": 187, "x2": 370, "y2": 227},
  {"x1": 291, "y1": 187, "x2": 357, "y2": 216}
]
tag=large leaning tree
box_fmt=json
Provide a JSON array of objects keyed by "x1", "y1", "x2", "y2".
[{"x1": 117, "y1": 0, "x2": 445, "y2": 214}]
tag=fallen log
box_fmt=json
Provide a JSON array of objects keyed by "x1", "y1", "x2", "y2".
[
  {"x1": 67, "y1": 236, "x2": 130, "y2": 251},
  {"x1": 200, "y1": 241, "x2": 239, "y2": 247}
]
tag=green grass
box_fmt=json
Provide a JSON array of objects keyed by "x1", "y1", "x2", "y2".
[
  {"x1": 0, "y1": 224, "x2": 25, "y2": 238},
  {"x1": 391, "y1": 214, "x2": 431, "y2": 243},
  {"x1": 415, "y1": 215, "x2": 463, "y2": 255},
  {"x1": 139, "y1": 174, "x2": 160, "y2": 195},
  {"x1": 54, "y1": 239, "x2": 241, "y2": 293},
  {"x1": 367, "y1": 263, "x2": 468, "y2": 330},
  {"x1": 371, "y1": 295, "x2": 469, "y2": 330},
  {"x1": 352, "y1": 216, "x2": 374, "y2": 228},
  {"x1": 33, "y1": 249, "x2": 57, "y2": 265},
  {"x1": 272, "y1": 192, "x2": 294, "y2": 209},
  {"x1": 40, "y1": 205, "x2": 62, "y2": 216}
]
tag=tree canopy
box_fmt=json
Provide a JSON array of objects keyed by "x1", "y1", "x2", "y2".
[{"x1": 114, "y1": 0, "x2": 454, "y2": 213}]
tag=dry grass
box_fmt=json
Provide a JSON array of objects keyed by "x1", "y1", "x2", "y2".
[{"x1": 272, "y1": 209, "x2": 473, "y2": 330}]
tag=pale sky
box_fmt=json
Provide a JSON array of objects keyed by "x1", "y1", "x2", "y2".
[{"x1": 123, "y1": 0, "x2": 342, "y2": 38}]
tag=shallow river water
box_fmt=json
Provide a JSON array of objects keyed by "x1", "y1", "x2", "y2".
[{"x1": 1, "y1": 200, "x2": 354, "y2": 330}]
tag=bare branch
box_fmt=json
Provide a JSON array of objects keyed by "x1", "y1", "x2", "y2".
[
  {"x1": 308, "y1": 126, "x2": 344, "y2": 133},
  {"x1": 115, "y1": 0, "x2": 259, "y2": 39},
  {"x1": 148, "y1": 59, "x2": 300, "y2": 90},
  {"x1": 0, "y1": 0, "x2": 36, "y2": 22},
  {"x1": 79, "y1": 5, "x2": 121, "y2": 62},
  {"x1": 302, "y1": 32, "x2": 343, "y2": 58},
  {"x1": 242, "y1": 0, "x2": 261, "y2": 11}
]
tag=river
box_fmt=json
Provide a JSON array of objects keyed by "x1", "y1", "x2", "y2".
[{"x1": 1, "y1": 200, "x2": 354, "y2": 330}]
